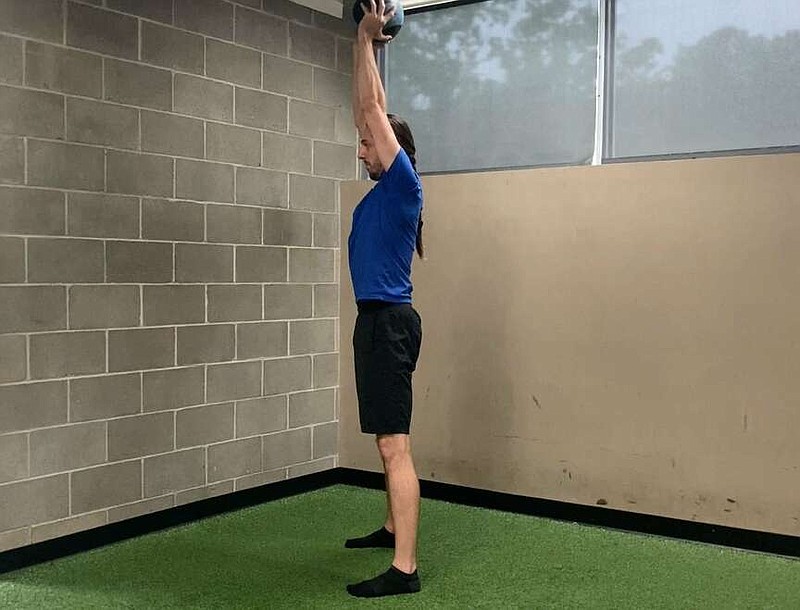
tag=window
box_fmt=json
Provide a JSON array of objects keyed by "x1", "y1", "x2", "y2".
[
  {"x1": 609, "y1": 0, "x2": 800, "y2": 158},
  {"x1": 385, "y1": 0, "x2": 599, "y2": 173},
  {"x1": 385, "y1": 0, "x2": 800, "y2": 173}
]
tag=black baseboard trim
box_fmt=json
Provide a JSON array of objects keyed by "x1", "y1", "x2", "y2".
[
  {"x1": 2, "y1": 467, "x2": 797, "y2": 576},
  {"x1": 0, "y1": 468, "x2": 339, "y2": 576},
  {"x1": 338, "y1": 467, "x2": 800, "y2": 560}
]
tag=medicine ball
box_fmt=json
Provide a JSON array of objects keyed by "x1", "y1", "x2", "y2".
[{"x1": 352, "y1": 0, "x2": 404, "y2": 38}]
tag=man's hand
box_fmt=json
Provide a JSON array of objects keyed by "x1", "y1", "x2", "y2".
[{"x1": 358, "y1": 0, "x2": 395, "y2": 44}]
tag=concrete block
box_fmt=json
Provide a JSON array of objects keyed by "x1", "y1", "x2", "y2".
[
  {"x1": 289, "y1": 174, "x2": 336, "y2": 212},
  {"x1": 313, "y1": 140, "x2": 356, "y2": 179},
  {"x1": 28, "y1": 140, "x2": 105, "y2": 191},
  {"x1": 236, "y1": 167, "x2": 287, "y2": 208},
  {"x1": 313, "y1": 421, "x2": 337, "y2": 458},
  {"x1": 0, "y1": 237, "x2": 24, "y2": 284},
  {"x1": 235, "y1": 468, "x2": 285, "y2": 490},
  {"x1": 289, "y1": 100, "x2": 335, "y2": 140},
  {"x1": 289, "y1": 456, "x2": 333, "y2": 477},
  {"x1": 31, "y1": 512, "x2": 107, "y2": 544},
  {"x1": 108, "y1": 412, "x2": 174, "y2": 461},
  {"x1": 206, "y1": 39, "x2": 261, "y2": 88},
  {"x1": 30, "y1": 422, "x2": 106, "y2": 476},
  {"x1": 107, "y1": 0, "x2": 173, "y2": 24},
  {"x1": 335, "y1": 106, "x2": 357, "y2": 145},
  {"x1": 264, "y1": 284, "x2": 312, "y2": 319},
  {"x1": 235, "y1": 246, "x2": 286, "y2": 282},
  {"x1": 262, "y1": 131, "x2": 311, "y2": 173},
  {"x1": 142, "y1": 198, "x2": 205, "y2": 242},
  {"x1": 177, "y1": 324, "x2": 235, "y2": 365},
  {"x1": 107, "y1": 240, "x2": 173, "y2": 283},
  {"x1": 263, "y1": 356, "x2": 311, "y2": 395},
  {"x1": 29, "y1": 331, "x2": 106, "y2": 379},
  {"x1": 0, "y1": 475, "x2": 69, "y2": 532},
  {"x1": 235, "y1": 6, "x2": 287, "y2": 54},
  {"x1": 264, "y1": 0, "x2": 313, "y2": 24},
  {"x1": 208, "y1": 284, "x2": 262, "y2": 322},
  {"x1": 175, "y1": 0, "x2": 233, "y2": 40},
  {"x1": 176, "y1": 402, "x2": 234, "y2": 448},
  {"x1": 336, "y1": 38, "x2": 353, "y2": 74},
  {"x1": 207, "y1": 437, "x2": 261, "y2": 482},
  {"x1": 313, "y1": 67, "x2": 350, "y2": 108},
  {"x1": 263, "y1": 53, "x2": 312, "y2": 99},
  {"x1": 207, "y1": 360, "x2": 262, "y2": 402},
  {"x1": 289, "y1": 388, "x2": 334, "y2": 427},
  {"x1": 313, "y1": 352, "x2": 338, "y2": 388},
  {"x1": 28, "y1": 238, "x2": 104, "y2": 283},
  {"x1": 66, "y1": 97, "x2": 139, "y2": 149},
  {"x1": 175, "y1": 244, "x2": 233, "y2": 282},
  {"x1": 313, "y1": 213, "x2": 339, "y2": 247},
  {"x1": 108, "y1": 327, "x2": 175, "y2": 372},
  {"x1": 176, "y1": 159, "x2": 234, "y2": 203},
  {"x1": 0, "y1": 286, "x2": 66, "y2": 334},
  {"x1": 289, "y1": 248, "x2": 334, "y2": 282},
  {"x1": 143, "y1": 285, "x2": 206, "y2": 326},
  {"x1": 71, "y1": 460, "x2": 142, "y2": 513},
  {"x1": 0, "y1": 136, "x2": 23, "y2": 185},
  {"x1": 107, "y1": 151, "x2": 174, "y2": 198},
  {"x1": 262, "y1": 427, "x2": 311, "y2": 469},
  {"x1": 0, "y1": 35, "x2": 22, "y2": 85},
  {"x1": 142, "y1": 21, "x2": 204, "y2": 74},
  {"x1": 175, "y1": 481, "x2": 233, "y2": 505},
  {"x1": 107, "y1": 495, "x2": 174, "y2": 523},
  {"x1": 174, "y1": 73, "x2": 232, "y2": 121},
  {"x1": 105, "y1": 59, "x2": 172, "y2": 111},
  {"x1": 69, "y1": 373, "x2": 141, "y2": 421},
  {"x1": 69, "y1": 285, "x2": 140, "y2": 330},
  {"x1": 67, "y1": 2, "x2": 139, "y2": 60},
  {"x1": 0, "y1": 334, "x2": 26, "y2": 383},
  {"x1": 289, "y1": 319, "x2": 335, "y2": 355},
  {"x1": 235, "y1": 395, "x2": 286, "y2": 438},
  {"x1": 235, "y1": 87, "x2": 287, "y2": 131},
  {"x1": 143, "y1": 366, "x2": 204, "y2": 413},
  {"x1": 207, "y1": 204, "x2": 261, "y2": 244},
  {"x1": 0, "y1": 432, "x2": 29, "y2": 483},
  {"x1": 0, "y1": 380, "x2": 67, "y2": 434},
  {"x1": 236, "y1": 321, "x2": 288, "y2": 359},
  {"x1": 0, "y1": 0, "x2": 63, "y2": 43},
  {"x1": 141, "y1": 111, "x2": 204, "y2": 158},
  {"x1": 289, "y1": 23, "x2": 335, "y2": 69},
  {"x1": 0, "y1": 186, "x2": 64, "y2": 236},
  {"x1": 0, "y1": 85, "x2": 64, "y2": 138},
  {"x1": 25, "y1": 42, "x2": 102, "y2": 98},
  {"x1": 68, "y1": 193, "x2": 140, "y2": 239},
  {"x1": 313, "y1": 284, "x2": 337, "y2": 318},
  {"x1": 206, "y1": 122, "x2": 261, "y2": 166},
  {"x1": 143, "y1": 448, "x2": 205, "y2": 497}
]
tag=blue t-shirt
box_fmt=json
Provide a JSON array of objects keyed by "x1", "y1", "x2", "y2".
[{"x1": 348, "y1": 149, "x2": 423, "y2": 303}]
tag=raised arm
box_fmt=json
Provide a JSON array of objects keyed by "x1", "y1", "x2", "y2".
[{"x1": 354, "y1": 0, "x2": 401, "y2": 171}]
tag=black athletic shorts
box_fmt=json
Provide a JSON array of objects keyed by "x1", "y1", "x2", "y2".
[{"x1": 353, "y1": 300, "x2": 422, "y2": 435}]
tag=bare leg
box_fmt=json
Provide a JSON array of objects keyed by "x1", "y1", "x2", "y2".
[
  {"x1": 384, "y1": 470, "x2": 394, "y2": 533},
  {"x1": 377, "y1": 434, "x2": 419, "y2": 573}
]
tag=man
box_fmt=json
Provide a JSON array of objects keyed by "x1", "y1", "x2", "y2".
[{"x1": 344, "y1": 0, "x2": 425, "y2": 599}]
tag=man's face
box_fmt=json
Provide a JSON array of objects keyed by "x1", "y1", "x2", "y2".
[{"x1": 357, "y1": 125, "x2": 383, "y2": 181}]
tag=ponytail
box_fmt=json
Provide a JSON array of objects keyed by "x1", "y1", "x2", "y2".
[{"x1": 387, "y1": 113, "x2": 424, "y2": 259}]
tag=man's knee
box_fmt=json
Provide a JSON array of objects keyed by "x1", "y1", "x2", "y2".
[{"x1": 376, "y1": 434, "x2": 410, "y2": 465}]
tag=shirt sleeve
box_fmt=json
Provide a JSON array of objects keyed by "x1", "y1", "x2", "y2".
[{"x1": 383, "y1": 148, "x2": 421, "y2": 195}]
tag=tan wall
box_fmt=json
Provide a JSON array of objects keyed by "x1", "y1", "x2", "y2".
[{"x1": 339, "y1": 153, "x2": 800, "y2": 537}]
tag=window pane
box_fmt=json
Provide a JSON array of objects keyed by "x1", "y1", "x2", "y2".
[
  {"x1": 386, "y1": 0, "x2": 598, "y2": 173},
  {"x1": 611, "y1": 0, "x2": 800, "y2": 158}
]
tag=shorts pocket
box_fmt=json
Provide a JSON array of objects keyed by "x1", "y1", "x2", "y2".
[{"x1": 353, "y1": 312, "x2": 375, "y2": 353}]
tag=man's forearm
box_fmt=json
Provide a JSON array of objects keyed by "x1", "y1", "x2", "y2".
[{"x1": 356, "y1": 33, "x2": 387, "y2": 116}]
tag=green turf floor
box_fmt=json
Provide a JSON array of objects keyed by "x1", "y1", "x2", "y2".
[{"x1": 1, "y1": 485, "x2": 798, "y2": 609}]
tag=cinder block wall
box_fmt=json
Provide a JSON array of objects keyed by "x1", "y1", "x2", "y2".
[{"x1": 0, "y1": 0, "x2": 354, "y2": 553}]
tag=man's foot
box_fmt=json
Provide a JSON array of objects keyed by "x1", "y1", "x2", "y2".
[
  {"x1": 344, "y1": 526, "x2": 395, "y2": 549},
  {"x1": 346, "y1": 565, "x2": 421, "y2": 598}
]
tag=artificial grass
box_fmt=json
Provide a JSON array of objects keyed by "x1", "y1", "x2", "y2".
[{"x1": 1, "y1": 485, "x2": 798, "y2": 608}]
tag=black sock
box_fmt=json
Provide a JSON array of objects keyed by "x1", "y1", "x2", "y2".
[
  {"x1": 346, "y1": 565, "x2": 421, "y2": 598},
  {"x1": 344, "y1": 526, "x2": 395, "y2": 549}
]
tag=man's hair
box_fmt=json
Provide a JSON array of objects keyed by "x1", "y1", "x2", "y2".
[{"x1": 387, "y1": 113, "x2": 424, "y2": 258}]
